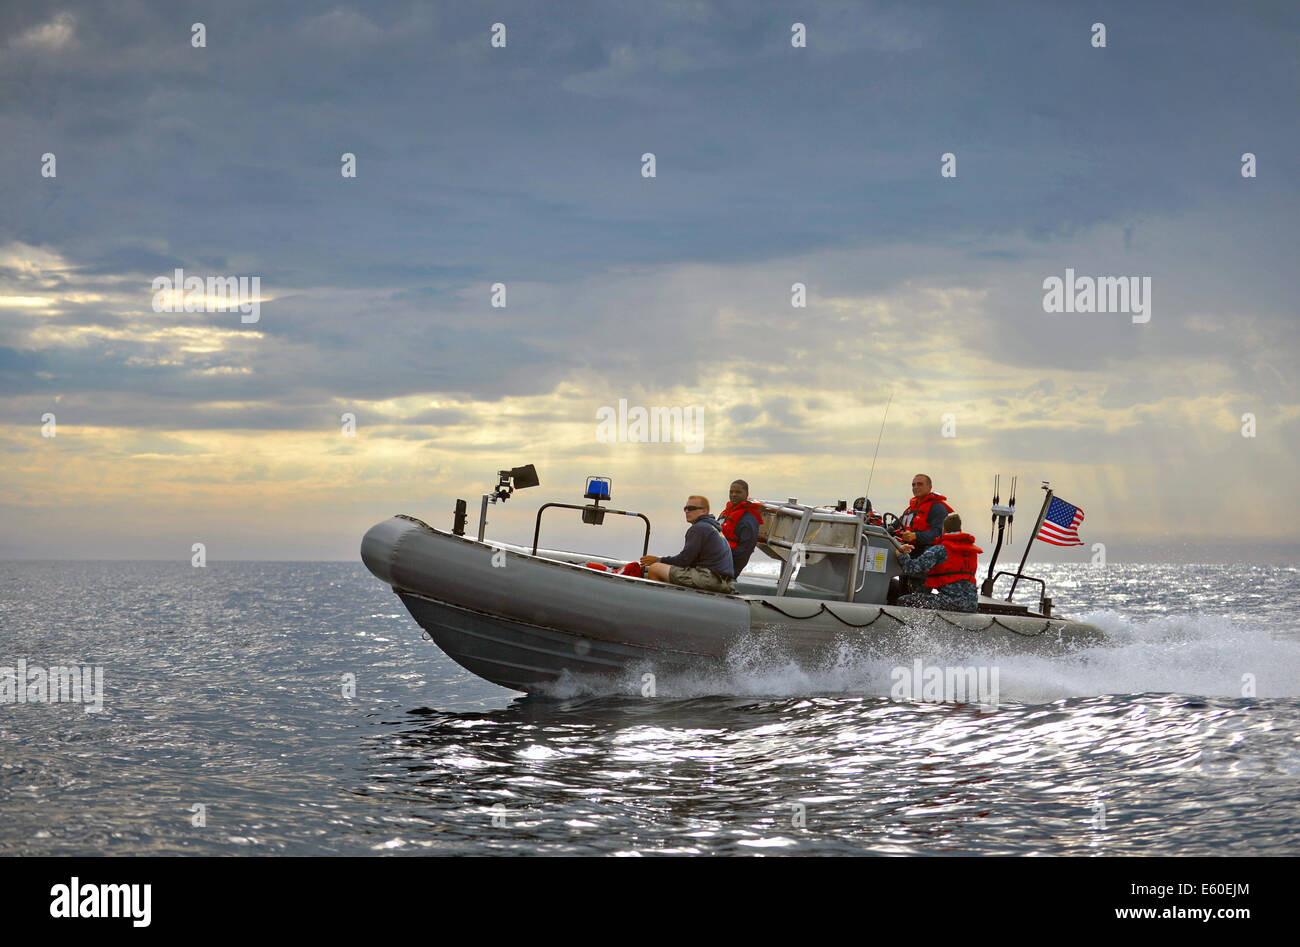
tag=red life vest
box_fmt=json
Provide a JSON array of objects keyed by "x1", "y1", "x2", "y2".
[
  {"x1": 900, "y1": 492, "x2": 952, "y2": 536},
  {"x1": 925, "y1": 532, "x2": 983, "y2": 589},
  {"x1": 719, "y1": 501, "x2": 764, "y2": 549},
  {"x1": 588, "y1": 561, "x2": 644, "y2": 578}
]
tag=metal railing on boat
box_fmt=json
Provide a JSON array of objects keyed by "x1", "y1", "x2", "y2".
[{"x1": 757, "y1": 500, "x2": 903, "y2": 601}]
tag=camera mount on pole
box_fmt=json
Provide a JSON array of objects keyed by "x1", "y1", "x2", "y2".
[{"x1": 474, "y1": 464, "x2": 539, "y2": 541}]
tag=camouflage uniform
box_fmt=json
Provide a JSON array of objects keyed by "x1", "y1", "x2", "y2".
[{"x1": 896, "y1": 544, "x2": 978, "y2": 613}]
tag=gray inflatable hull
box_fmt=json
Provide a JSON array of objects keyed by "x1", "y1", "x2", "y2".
[{"x1": 361, "y1": 516, "x2": 1105, "y2": 694}]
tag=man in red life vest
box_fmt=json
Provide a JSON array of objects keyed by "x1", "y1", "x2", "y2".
[
  {"x1": 893, "y1": 473, "x2": 953, "y2": 594},
  {"x1": 897, "y1": 513, "x2": 981, "y2": 612},
  {"x1": 718, "y1": 479, "x2": 764, "y2": 575}
]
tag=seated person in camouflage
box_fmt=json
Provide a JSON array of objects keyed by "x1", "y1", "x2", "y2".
[
  {"x1": 897, "y1": 513, "x2": 981, "y2": 613},
  {"x1": 640, "y1": 495, "x2": 736, "y2": 594}
]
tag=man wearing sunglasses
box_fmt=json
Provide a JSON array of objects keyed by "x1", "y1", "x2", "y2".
[{"x1": 639, "y1": 495, "x2": 736, "y2": 594}]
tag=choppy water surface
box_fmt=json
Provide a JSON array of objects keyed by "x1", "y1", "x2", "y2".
[{"x1": 1, "y1": 561, "x2": 1297, "y2": 855}]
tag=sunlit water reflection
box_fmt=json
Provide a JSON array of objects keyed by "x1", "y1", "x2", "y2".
[{"x1": 2, "y1": 561, "x2": 1296, "y2": 855}]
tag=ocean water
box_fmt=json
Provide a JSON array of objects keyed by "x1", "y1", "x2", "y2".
[{"x1": 1, "y1": 560, "x2": 1297, "y2": 856}]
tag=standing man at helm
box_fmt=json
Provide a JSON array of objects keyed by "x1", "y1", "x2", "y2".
[{"x1": 894, "y1": 473, "x2": 953, "y2": 593}]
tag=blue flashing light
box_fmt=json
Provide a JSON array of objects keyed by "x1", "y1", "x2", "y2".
[{"x1": 584, "y1": 476, "x2": 611, "y2": 500}]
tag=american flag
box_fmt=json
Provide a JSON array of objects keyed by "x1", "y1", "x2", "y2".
[{"x1": 1037, "y1": 496, "x2": 1085, "y2": 546}]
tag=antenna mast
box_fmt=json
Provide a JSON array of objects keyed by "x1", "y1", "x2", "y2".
[{"x1": 864, "y1": 391, "x2": 893, "y2": 501}]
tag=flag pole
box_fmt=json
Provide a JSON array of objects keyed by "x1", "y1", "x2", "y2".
[{"x1": 1008, "y1": 483, "x2": 1053, "y2": 600}]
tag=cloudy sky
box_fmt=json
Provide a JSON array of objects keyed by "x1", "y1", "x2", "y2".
[{"x1": 1, "y1": 0, "x2": 1296, "y2": 562}]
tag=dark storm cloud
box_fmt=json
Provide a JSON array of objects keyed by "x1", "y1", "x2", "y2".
[
  {"x1": 0, "y1": 0, "x2": 1295, "y2": 426},
  {"x1": 77, "y1": 247, "x2": 189, "y2": 276},
  {"x1": 4, "y1": 1, "x2": 1293, "y2": 269}
]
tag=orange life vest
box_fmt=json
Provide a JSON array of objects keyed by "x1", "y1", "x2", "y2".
[
  {"x1": 925, "y1": 532, "x2": 982, "y2": 589},
  {"x1": 900, "y1": 492, "x2": 952, "y2": 537},
  {"x1": 719, "y1": 501, "x2": 764, "y2": 549}
]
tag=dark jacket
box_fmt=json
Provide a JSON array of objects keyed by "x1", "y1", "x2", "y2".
[
  {"x1": 730, "y1": 511, "x2": 760, "y2": 574},
  {"x1": 659, "y1": 514, "x2": 736, "y2": 577}
]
